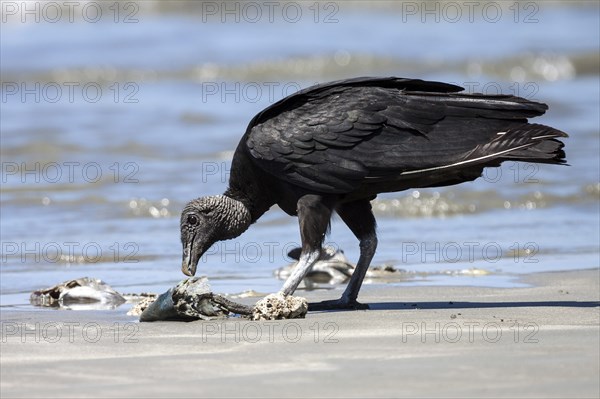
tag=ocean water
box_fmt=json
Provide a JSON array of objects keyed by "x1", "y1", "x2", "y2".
[{"x1": 1, "y1": 1, "x2": 599, "y2": 309}]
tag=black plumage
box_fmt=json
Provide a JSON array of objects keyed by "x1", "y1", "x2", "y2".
[{"x1": 180, "y1": 77, "x2": 567, "y2": 310}]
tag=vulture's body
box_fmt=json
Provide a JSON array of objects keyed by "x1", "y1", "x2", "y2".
[{"x1": 180, "y1": 77, "x2": 567, "y2": 310}]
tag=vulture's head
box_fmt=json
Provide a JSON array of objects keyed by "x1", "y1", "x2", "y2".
[{"x1": 180, "y1": 195, "x2": 251, "y2": 276}]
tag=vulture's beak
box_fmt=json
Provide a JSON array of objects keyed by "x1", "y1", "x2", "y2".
[{"x1": 181, "y1": 234, "x2": 201, "y2": 276}]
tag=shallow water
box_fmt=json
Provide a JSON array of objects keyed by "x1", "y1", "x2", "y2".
[{"x1": 1, "y1": 1, "x2": 599, "y2": 308}]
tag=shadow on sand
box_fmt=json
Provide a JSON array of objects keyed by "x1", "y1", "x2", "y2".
[{"x1": 310, "y1": 300, "x2": 600, "y2": 313}]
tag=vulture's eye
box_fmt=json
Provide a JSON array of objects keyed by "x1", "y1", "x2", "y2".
[{"x1": 187, "y1": 214, "x2": 199, "y2": 226}]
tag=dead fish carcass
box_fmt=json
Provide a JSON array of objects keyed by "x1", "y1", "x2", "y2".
[
  {"x1": 30, "y1": 277, "x2": 126, "y2": 310},
  {"x1": 274, "y1": 246, "x2": 355, "y2": 288},
  {"x1": 139, "y1": 277, "x2": 254, "y2": 321},
  {"x1": 275, "y1": 246, "x2": 406, "y2": 288},
  {"x1": 138, "y1": 277, "x2": 307, "y2": 321}
]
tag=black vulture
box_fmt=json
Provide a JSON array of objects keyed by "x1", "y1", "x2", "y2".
[{"x1": 180, "y1": 77, "x2": 567, "y2": 310}]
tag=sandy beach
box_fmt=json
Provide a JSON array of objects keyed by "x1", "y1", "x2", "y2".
[
  {"x1": 1, "y1": 268, "x2": 598, "y2": 398},
  {"x1": 2, "y1": 1, "x2": 599, "y2": 398}
]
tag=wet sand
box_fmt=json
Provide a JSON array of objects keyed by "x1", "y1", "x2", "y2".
[{"x1": 1, "y1": 269, "x2": 599, "y2": 398}]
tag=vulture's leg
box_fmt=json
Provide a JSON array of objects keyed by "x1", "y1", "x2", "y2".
[
  {"x1": 280, "y1": 194, "x2": 334, "y2": 296},
  {"x1": 310, "y1": 200, "x2": 377, "y2": 311}
]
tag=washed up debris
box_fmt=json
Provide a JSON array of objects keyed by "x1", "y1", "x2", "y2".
[
  {"x1": 275, "y1": 246, "x2": 355, "y2": 287},
  {"x1": 252, "y1": 292, "x2": 308, "y2": 321},
  {"x1": 30, "y1": 276, "x2": 307, "y2": 321},
  {"x1": 275, "y1": 246, "x2": 406, "y2": 288},
  {"x1": 30, "y1": 277, "x2": 126, "y2": 310},
  {"x1": 139, "y1": 277, "x2": 252, "y2": 321},
  {"x1": 228, "y1": 289, "x2": 265, "y2": 299},
  {"x1": 121, "y1": 292, "x2": 158, "y2": 301},
  {"x1": 138, "y1": 277, "x2": 307, "y2": 322},
  {"x1": 127, "y1": 296, "x2": 158, "y2": 316},
  {"x1": 275, "y1": 246, "x2": 495, "y2": 289},
  {"x1": 368, "y1": 265, "x2": 405, "y2": 277},
  {"x1": 454, "y1": 268, "x2": 491, "y2": 276}
]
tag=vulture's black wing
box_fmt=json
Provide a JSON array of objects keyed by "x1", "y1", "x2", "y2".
[{"x1": 244, "y1": 77, "x2": 567, "y2": 194}]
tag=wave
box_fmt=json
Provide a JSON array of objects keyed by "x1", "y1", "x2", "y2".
[
  {"x1": 3, "y1": 183, "x2": 596, "y2": 219},
  {"x1": 2, "y1": 51, "x2": 597, "y2": 87},
  {"x1": 371, "y1": 183, "x2": 599, "y2": 218}
]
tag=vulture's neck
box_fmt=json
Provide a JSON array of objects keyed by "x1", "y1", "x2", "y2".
[
  {"x1": 209, "y1": 195, "x2": 252, "y2": 240},
  {"x1": 222, "y1": 145, "x2": 276, "y2": 227}
]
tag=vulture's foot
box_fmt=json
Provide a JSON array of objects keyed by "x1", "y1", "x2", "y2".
[{"x1": 308, "y1": 298, "x2": 369, "y2": 311}]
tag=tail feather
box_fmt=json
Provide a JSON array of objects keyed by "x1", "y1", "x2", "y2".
[
  {"x1": 500, "y1": 138, "x2": 567, "y2": 165},
  {"x1": 465, "y1": 123, "x2": 568, "y2": 166},
  {"x1": 398, "y1": 123, "x2": 568, "y2": 177}
]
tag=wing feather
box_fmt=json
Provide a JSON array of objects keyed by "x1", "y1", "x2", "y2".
[{"x1": 243, "y1": 77, "x2": 562, "y2": 193}]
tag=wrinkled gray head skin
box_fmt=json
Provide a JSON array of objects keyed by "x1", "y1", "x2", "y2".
[{"x1": 180, "y1": 195, "x2": 251, "y2": 277}]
